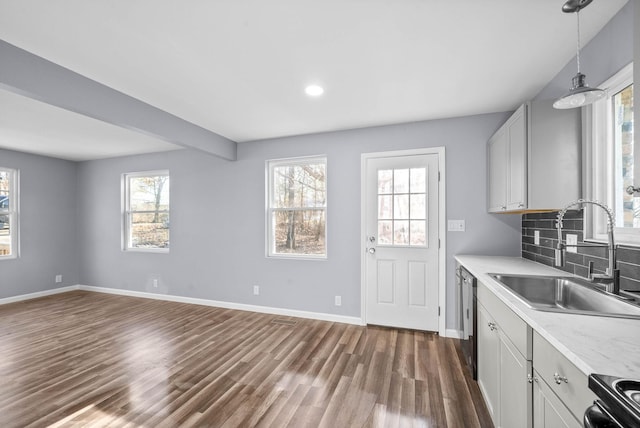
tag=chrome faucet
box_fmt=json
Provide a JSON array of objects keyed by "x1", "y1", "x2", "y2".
[{"x1": 555, "y1": 199, "x2": 620, "y2": 294}]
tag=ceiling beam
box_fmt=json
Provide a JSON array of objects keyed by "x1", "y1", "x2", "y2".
[{"x1": 0, "y1": 40, "x2": 236, "y2": 161}]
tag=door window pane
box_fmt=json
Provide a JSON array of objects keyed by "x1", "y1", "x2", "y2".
[
  {"x1": 410, "y1": 168, "x2": 426, "y2": 193},
  {"x1": 378, "y1": 220, "x2": 393, "y2": 244},
  {"x1": 410, "y1": 221, "x2": 426, "y2": 245},
  {"x1": 376, "y1": 166, "x2": 428, "y2": 246},
  {"x1": 393, "y1": 169, "x2": 409, "y2": 193},
  {"x1": 378, "y1": 195, "x2": 393, "y2": 219},
  {"x1": 378, "y1": 170, "x2": 393, "y2": 194},
  {"x1": 393, "y1": 221, "x2": 409, "y2": 245},
  {"x1": 393, "y1": 194, "x2": 409, "y2": 219},
  {"x1": 410, "y1": 194, "x2": 426, "y2": 220}
]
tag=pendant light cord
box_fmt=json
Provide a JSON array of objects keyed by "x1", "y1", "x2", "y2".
[{"x1": 575, "y1": 10, "x2": 581, "y2": 73}]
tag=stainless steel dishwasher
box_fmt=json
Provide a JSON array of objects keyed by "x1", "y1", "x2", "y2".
[{"x1": 457, "y1": 263, "x2": 477, "y2": 379}]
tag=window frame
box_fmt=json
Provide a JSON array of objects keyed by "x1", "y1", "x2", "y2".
[
  {"x1": 122, "y1": 170, "x2": 170, "y2": 253},
  {"x1": 584, "y1": 62, "x2": 635, "y2": 244},
  {"x1": 0, "y1": 167, "x2": 19, "y2": 260},
  {"x1": 266, "y1": 156, "x2": 327, "y2": 260}
]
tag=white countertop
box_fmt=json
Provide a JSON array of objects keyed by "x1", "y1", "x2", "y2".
[{"x1": 455, "y1": 255, "x2": 640, "y2": 379}]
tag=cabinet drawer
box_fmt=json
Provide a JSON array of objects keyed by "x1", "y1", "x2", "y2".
[
  {"x1": 478, "y1": 281, "x2": 531, "y2": 358},
  {"x1": 533, "y1": 332, "x2": 596, "y2": 421}
]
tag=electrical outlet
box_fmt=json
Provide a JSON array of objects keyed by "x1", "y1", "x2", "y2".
[
  {"x1": 335, "y1": 296, "x2": 342, "y2": 306},
  {"x1": 253, "y1": 285, "x2": 260, "y2": 296},
  {"x1": 55, "y1": 274, "x2": 62, "y2": 283},
  {"x1": 566, "y1": 234, "x2": 578, "y2": 253},
  {"x1": 534, "y1": 230, "x2": 540, "y2": 245},
  {"x1": 152, "y1": 278, "x2": 159, "y2": 288}
]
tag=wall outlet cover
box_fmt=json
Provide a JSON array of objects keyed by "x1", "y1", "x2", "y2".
[
  {"x1": 334, "y1": 296, "x2": 342, "y2": 306},
  {"x1": 534, "y1": 230, "x2": 540, "y2": 245},
  {"x1": 447, "y1": 220, "x2": 465, "y2": 232},
  {"x1": 55, "y1": 274, "x2": 62, "y2": 283},
  {"x1": 566, "y1": 234, "x2": 578, "y2": 253},
  {"x1": 253, "y1": 285, "x2": 260, "y2": 296}
]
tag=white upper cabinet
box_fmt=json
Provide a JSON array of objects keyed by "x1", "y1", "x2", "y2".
[{"x1": 487, "y1": 101, "x2": 581, "y2": 213}]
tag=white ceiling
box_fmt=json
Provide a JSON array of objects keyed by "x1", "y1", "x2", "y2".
[
  {"x1": 0, "y1": 0, "x2": 630, "y2": 161},
  {"x1": 0, "y1": 88, "x2": 180, "y2": 161}
]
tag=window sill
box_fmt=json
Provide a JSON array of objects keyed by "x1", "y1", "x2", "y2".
[
  {"x1": 267, "y1": 254, "x2": 327, "y2": 261},
  {"x1": 124, "y1": 248, "x2": 170, "y2": 254}
]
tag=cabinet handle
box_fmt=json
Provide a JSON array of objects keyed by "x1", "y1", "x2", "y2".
[
  {"x1": 553, "y1": 372, "x2": 568, "y2": 385},
  {"x1": 527, "y1": 374, "x2": 538, "y2": 384},
  {"x1": 501, "y1": 205, "x2": 507, "y2": 210},
  {"x1": 487, "y1": 322, "x2": 497, "y2": 331},
  {"x1": 518, "y1": 202, "x2": 525, "y2": 208}
]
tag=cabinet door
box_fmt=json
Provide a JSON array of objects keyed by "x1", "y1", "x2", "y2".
[
  {"x1": 499, "y1": 331, "x2": 532, "y2": 428},
  {"x1": 477, "y1": 304, "x2": 499, "y2": 424},
  {"x1": 506, "y1": 105, "x2": 527, "y2": 210},
  {"x1": 533, "y1": 373, "x2": 581, "y2": 428},
  {"x1": 488, "y1": 129, "x2": 508, "y2": 212}
]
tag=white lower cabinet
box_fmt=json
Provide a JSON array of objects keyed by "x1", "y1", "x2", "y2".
[
  {"x1": 477, "y1": 299, "x2": 532, "y2": 428},
  {"x1": 532, "y1": 332, "x2": 596, "y2": 427},
  {"x1": 532, "y1": 369, "x2": 582, "y2": 428},
  {"x1": 499, "y1": 330, "x2": 532, "y2": 428},
  {"x1": 477, "y1": 304, "x2": 500, "y2": 421}
]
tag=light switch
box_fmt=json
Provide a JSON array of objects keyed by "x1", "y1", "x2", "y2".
[
  {"x1": 566, "y1": 234, "x2": 578, "y2": 253},
  {"x1": 447, "y1": 220, "x2": 465, "y2": 232}
]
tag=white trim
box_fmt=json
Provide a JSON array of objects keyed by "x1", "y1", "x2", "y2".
[
  {"x1": 122, "y1": 170, "x2": 170, "y2": 252},
  {"x1": 78, "y1": 285, "x2": 364, "y2": 325},
  {"x1": 1, "y1": 284, "x2": 365, "y2": 325},
  {"x1": 585, "y1": 63, "x2": 635, "y2": 244},
  {"x1": 360, "y1": 147, "x2": 447, "y2": 336},
  {"x1": 265, "y1": 155, "x2": 328, "y2": 259},
  {"x1": 445, "y1": 328, "x2": 461, "y2": 339},
  {"x1": 0, "y1": 285, "x2": 79, "y2": 306},
  {"x1": 0, "y1": 167, "x2": 19, "y2": 260}
]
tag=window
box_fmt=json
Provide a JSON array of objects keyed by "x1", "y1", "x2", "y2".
[
  {"x1": 586, "y1": 63, "x2": 635, "y2": 243},
  {"x1": 377, "y1": 168, "x2": 427, "y2": 246},
  {"x1": 123, "y1": 171, "x2": 170, "y2": 252},
  {"x1": 267, "y1": 157, "x2": 326, "y2": 258},
  {"x1": 0, "y1": 168, "x2": 18, "y2": 259}
]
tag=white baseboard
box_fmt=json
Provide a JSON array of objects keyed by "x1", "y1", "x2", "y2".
[
  {"x1": 0, "y1": 285, "x2": 79, "y2": 306},
  {"x1": 78, "y1": 285, "x2": 365, "y2": 326},
  {"x1": 445, "y1": 328, "x2": 461, "y2": 339}
]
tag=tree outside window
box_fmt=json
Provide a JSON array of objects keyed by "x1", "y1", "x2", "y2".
[
  {"x1": 124, "y1": 171, "x2": 169, "y2": 251},
  {"x1": 268, "y1": 157, "x2": 326, "y2": 258},
  {"x1": 0, "y1": 168, "x2": 18, "y2": 258}
]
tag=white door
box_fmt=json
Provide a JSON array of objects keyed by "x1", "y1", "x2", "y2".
[{"x1": 364, "y1": 153, "x2": 440, "y2": 331}]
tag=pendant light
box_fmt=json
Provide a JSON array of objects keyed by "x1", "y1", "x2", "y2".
[{"x1": 553, "y1": 0, "x2": 606, "y2": 109}]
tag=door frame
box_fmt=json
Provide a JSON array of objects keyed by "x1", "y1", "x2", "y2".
[{"x1": 360, "y1": 147, "x2": 446, "y2": 336}]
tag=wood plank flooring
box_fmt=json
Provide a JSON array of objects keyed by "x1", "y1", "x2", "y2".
[{"x1": 0, "y1": 291, "x2": 493, "y2": 427}]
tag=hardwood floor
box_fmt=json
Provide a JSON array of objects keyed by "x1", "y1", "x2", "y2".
[{"x1": 0, "y1": 291, "x2": 493, "y2": 427}]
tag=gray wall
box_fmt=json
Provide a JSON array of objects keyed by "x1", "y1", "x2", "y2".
[
  {"x1": 0, "y1": 149, "x2": 79, "y2": 298},
  {"x1": 535, "y1": 1, "x2": 634, "y2": 101},
  {"x1": 77, "y1": 113, "x2": 522, "y2": 327}
]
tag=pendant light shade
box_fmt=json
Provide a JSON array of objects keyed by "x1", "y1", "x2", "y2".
[
  {"x1": 553, "y1": 72, "x2": 606, "y2": 109},
  {"x1": 553, "y1": 0, "x2": 604, "y2": 109}
]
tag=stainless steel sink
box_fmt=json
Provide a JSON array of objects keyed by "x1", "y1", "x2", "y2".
[{"x1": 488, "y1": 273, "x2": 640, "y2": 319}]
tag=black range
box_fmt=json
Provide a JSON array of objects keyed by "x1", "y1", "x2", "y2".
[{"x1": 585, "y1": 374, "x2": 640, "y2": 428}]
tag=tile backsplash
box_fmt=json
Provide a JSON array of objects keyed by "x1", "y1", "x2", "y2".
[{"x1": 522, "y1": 210, "x2": 640, "y2": 292}]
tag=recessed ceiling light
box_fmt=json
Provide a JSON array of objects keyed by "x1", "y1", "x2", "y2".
[{"x1": 305, "y1": 85, "x2": 324, "y2": 97}]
